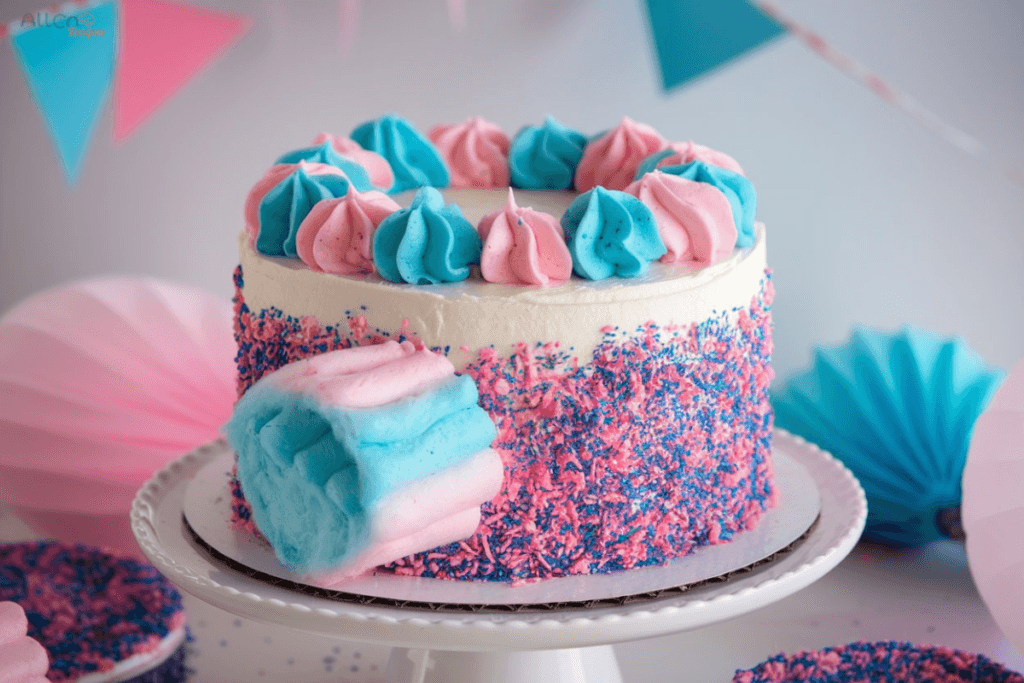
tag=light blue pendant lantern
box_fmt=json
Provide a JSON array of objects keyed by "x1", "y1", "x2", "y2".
[{"x1": 773, "y1": 326, "x2": 1005, "y2": 546}]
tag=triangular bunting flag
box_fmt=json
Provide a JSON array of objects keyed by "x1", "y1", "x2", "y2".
[
  {"x1": 114, "y1": 0, "x2": 250, "y2": 143},
  {"x1": 10, "y1": 3, "x2": 118, "y2": 184},
  {"x1": 643, "y1": 0, "x2": 787, "y2": 91}
]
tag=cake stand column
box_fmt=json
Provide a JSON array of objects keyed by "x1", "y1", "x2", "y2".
[{"x1": 383, "y1": 645, "x2": 623, "y2": 683}]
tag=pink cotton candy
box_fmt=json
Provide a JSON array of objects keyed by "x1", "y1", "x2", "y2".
[
  {"x1": 243, "y1": 162, "x2": 352, "y2": 248},
  {"x1": 319, "y1": 349, "x2": 454, "y2": 408},
  {"x1": 373, "y1": 448, "x2": 505, "y2": 545},
  {"x1": 575, "y1": 117, "x2": 666, "y2": 191},
  {"x1": 312, "y1": 132, "x2": 395, "y2": 191},
  {"x1": 306, "y1": 448, "x2": 504, "y2": 586},
  {"x1": 655, "y1": 141, "x2": 745, "y2": 176},
  {"x1": 309, "y1": 507, "x2": 484, "y2": 586},
  {"x1": 0, "y1": 602, "x2": 49, "y2": 683},
  {"x1": 270, "y1": 341, "x2": 455, "y2": 409},
  {"x1": 428, "y1": 117, "x2": 510, "y2": 189},
  {"x1": 624, "y1": 172, "x2": 737, "y2": 265},
  {"x1": 478, "y1": 188, "x2": 572, "y2": 286},
  {"x1": 294, "y1": 189, "x2": 400, "y2": 276}
]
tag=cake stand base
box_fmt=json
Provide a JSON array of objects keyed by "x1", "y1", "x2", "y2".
[
  {"x1": 131, "y1": 431, "x2": 866, "y2": 683},
  {"x1": 384, "y1": 646, "x2": 622, "y2": 683}
]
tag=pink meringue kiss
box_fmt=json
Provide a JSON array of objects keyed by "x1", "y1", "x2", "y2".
[
  {"x1": 0, "y1": 602, "x2": 49, "y2": 683},
  {"x1": 655, "y1": 140, "x2": 745, "y2": 176},
  {"x1": 625, "y1": 171, "x2": 737, "y2": 266},
  {"x1": 295, "y1": 188, "x2": 401, "y2": 276},
  {"x1": 575, "y1": 117, "x2": 666, "y2": 192},
  {"x1": 478, "y1": 189, "x2": 573, "y2": 286},
  {"x1": 428, "y1": 117, "x2": 511, "y2": 189},
  {"x1": 313, "y1": 132, "x2": 395, "y2": 191},
  {"x1": 243, "y1": 161, "x2": 351, "y2": 249}
]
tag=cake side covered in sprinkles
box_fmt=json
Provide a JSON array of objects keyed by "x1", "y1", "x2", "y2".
[
  {"x1": 0, "y1": 541, "x2": 186, "y2": 682},
  {"x1": 733, "y1": 641, "x2": 1024, "y2": 683},
  {"x1": 230, "y1": 264, "x2": 775, "y2": 581},
  {"x1": 387, "y1": 275, "x2": 774, "y2": 581}
]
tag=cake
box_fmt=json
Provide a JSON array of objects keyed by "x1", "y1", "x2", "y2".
[
  {"x1": 0, "y1": 541, "x2": 190, "y2": 682},
  {"x1": 230, "y1": 114, "x2": 775, "y2": 583}
]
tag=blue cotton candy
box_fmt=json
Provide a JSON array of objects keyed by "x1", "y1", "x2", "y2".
[{"x1": 224, "y1": 374, "x2": 496, "y2": 572}]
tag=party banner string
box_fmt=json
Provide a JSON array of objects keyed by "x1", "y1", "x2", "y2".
[
  {"x1": 5, "y1": 1, "x2": 1021, "y2": 187},
  {"x1": 753, "y1": 1, "x2": 1024, "y2": 188}
]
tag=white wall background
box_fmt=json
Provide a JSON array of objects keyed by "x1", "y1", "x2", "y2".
[{"x1": 1, "y1": 0, "x2": 1022, "y2": 379}]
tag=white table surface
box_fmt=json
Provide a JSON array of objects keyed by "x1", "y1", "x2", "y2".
[{"x1": 2, "y1": 504, "x2": 1021, "y2": 683}]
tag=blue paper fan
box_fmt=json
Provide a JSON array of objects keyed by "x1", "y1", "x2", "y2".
[{"x1": 773, "y1": 326, "x2": 1005, "y2": 546}]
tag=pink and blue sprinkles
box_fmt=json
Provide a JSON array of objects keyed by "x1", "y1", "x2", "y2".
[
  {"x1": 0, "y1": 541, "x2": 186, "y2": 682},
  {"x1": 232, "y1": 265, "x2": 775, "y2": 582},
  {"x1": 732, "y1": 641, "x2": 1024, "y2": 683}
]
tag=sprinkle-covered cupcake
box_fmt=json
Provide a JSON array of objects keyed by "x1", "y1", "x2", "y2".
[
  {"x1": 0, "y1": 541, "x2": 189, "y2": 683},
  {"x1": 733, "y1": 642, "x2": 1024, "y2": 683}
]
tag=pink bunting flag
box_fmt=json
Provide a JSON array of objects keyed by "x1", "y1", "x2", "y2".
[{"x1": 113, "y1": 0, "x2": 250, "y2": 143}]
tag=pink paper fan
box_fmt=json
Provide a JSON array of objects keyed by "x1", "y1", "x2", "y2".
[
  {"x1": 0, "y1": 278, "x2": 236, "y2": 556},
  {"x1": 963, "y1": 358, "x2": 1024, "y2": 651}
]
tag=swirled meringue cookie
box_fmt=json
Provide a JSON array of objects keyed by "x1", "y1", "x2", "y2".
[
  {"x1": 561, "y1": 186, "x2": 666, "y2": 280},
  {"x1": 636, "y1": 140, "x2": 745, "y2": 178},
  {"x1": 655, "y1": 161, "x2": 757, "y2": 248},
  {"x1": 244, "y1": 161, "x2": 355, "y2": 257},
  {"x1": 312, "y1": 132, "x2": 395, "y2": 191},
  {"x1": 478, "y1": 188, "x2": 572, "y2": 286},
  {"x1": 508, "y1": 116, "x2": 587, "y2": 190},
  {"x1": 429, "y1": 117, "x2": 511, "y2": 189},
  {"x1": 351, "y1": 114, "x2": 449, "y2": 193},
  {"x1": 575, "y1": 117, "x2": 666, "y2": 192},
  {"x1": 372, "y1": 187, "x2": 481, "y2": 284},
  {"x1": 625, "y1": 171, "x2": 737, "y2": 265},
  {"x1": 295, "y1": 188, "x2": 400, "y2": 276},
  {"x1": 275, "y1": 140, "x2": 374, "y2": 191}
]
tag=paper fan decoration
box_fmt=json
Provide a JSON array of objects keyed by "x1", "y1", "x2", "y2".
[
  {"x1": 963, "y1": 359, "x2": 1024, "y2": 652},
  {"x1": 0, "y1": 278, "x2": 236, "y2": 556},
  {"x1": 773, "y1": 325, "x2": 1005, "y2": 546}
]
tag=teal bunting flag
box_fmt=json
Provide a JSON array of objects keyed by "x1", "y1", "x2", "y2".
[
  {"x1": 643, "y1": 0, "x2": 787, "y2": 91},
  {"x1": 10, "y1": 3, "x2": 118, "y2": 184}
]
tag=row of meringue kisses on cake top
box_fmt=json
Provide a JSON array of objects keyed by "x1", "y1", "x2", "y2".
[{"x1": 244, "y1": 114, "x2": 758, "y2": 286}]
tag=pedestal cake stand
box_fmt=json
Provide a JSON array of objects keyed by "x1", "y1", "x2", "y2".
[{"x1": 131, "y1": 430, "x2": 866, "y2": 683}]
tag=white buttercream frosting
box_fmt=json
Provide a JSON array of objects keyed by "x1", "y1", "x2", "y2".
[{"x1": 238, "y1": 189, "x2": 767, "y2": 368}]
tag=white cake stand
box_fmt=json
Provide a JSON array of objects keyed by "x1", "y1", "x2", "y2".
[{"x1": 131, "y1": 430, "x2": 866, "y2": 683}]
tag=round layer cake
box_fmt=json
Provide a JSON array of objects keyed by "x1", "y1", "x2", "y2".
[{"x1": 231, "y1": 116, "x2": 775, "y2": 583}]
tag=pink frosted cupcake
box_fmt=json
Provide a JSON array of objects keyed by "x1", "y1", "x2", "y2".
[{"x1": 0, "y1": 541, "x2": 189, "y2": 682}]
